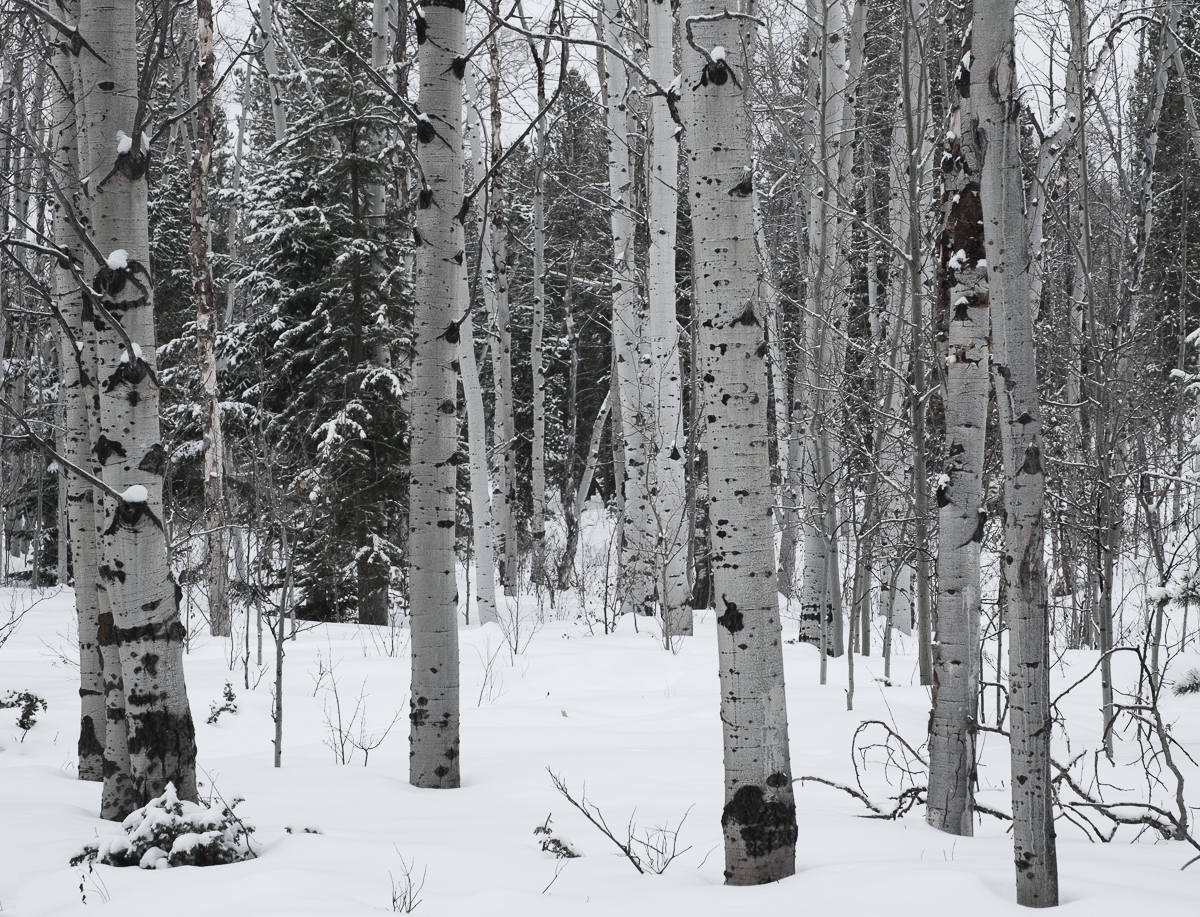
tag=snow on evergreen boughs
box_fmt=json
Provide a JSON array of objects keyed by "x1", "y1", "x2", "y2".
[{"x1": 72, "y1": 783, "x2": 255, "y2": 869}]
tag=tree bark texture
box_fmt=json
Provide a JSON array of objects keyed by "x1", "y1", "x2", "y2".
[
  {"x1": 49, "y1": 1, "x2": 105, "y2": 781},
  {"x1": 680, "y1": 5, "x2": 797, "y2": 884},
  {"x1": 645, "y1": 0, "x2": 692, "y2": 636},
  {"x1": 601, "y1": 0, "x2": 657, "y2": 618},
  {"x1": 409, "y1": 0, "x2": 463, "y2": 788},
  {"x1": 78, "y1": 0, "x2": 199, "y2": 819},
  {"x1": 973, "y1": 0, "x2": 1058, "y2": 903},
  {"x1": 928, "y1": 27, "x2": 985, "y2": 836},
  {"x1": 190, "y1": 0, "x2": 230, "y2": 638},
  {"x1": 461, "y1": 65, "x2": 500, "y2": 625}
]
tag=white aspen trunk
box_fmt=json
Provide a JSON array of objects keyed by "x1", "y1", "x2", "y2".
[
  {"x1": 487, "y1": 20, "x2": 519, "y2": 595},
  {"x1": 465, "y1": 72, "x2": 504, "y2": 617},
  {"x1": 680, "y1": 9, "x2": 797, "y2": 883},
  {"x1": 928, "y1": 22, "x2": 985, "y2": 835},
  {"x1": 224, "y1": 58, "x2": 255, "y2": 326},
  {"x1": 259, "y1": 0, "x2": 288, "y2": 144},
  {"x1": 645, "y1": 0, "x2": 691, "y2": 636},
  {"x1": 973, "y1": 0, "x2": 1058, "y2": 902},
  {"x1": 409, "y1": 0, "x2": 463, "y2": 789},
  {"x1": 461, "y1": 63, "x2": 500, "y2": 625},
  {"x1": 601, "y1": 0, "x2": 657, "y2": 618},
  {"x1": 78, "y1": 0, "x2": 198, "y2": 818},
  {"x1": 49, "y1": 4, "x2": 104, "y2": 781},
  {"x1": 530, "y1": 38, "x2": 549, "y2": 587},
  {"x1": 797, "y1": 0, "x2": 848, "y2": 653},
  {"x1": 190, "y1": 0, "x2": 229, "y2": 638}
]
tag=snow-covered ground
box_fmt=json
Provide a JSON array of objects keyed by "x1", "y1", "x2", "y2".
[{"x1": 2, "y1": 576, "x2": 1199, "y2": 916}]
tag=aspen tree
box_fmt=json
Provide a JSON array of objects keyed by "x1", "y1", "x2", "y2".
[
  {"x1": 679, "y1": 2, "x2": 797, "y2": 884},
  {"x1": 973, "y1": 0, "x2": 1058, "y2": 901},
  {"x1": 645, "y1": 0, "x2": 692, "y2": 636},
  {"x1": 928, "y1": 15, "x2": 985, "y2": 836},
  {"x1": 190, "y1": 0, "x2": 229, "y2": 637},
  {"x1": 77, "y1": 0, "x2": 198, "y2": 818},
  {"x1": 47, "y1": 0, "x2": 104, "y2": 782},
  {"x1": 600, "y1": 0, "x2": 658, "y2": 618},
  {"x1": 409, "y1": 0, "x2": 463, "y2": 788}
]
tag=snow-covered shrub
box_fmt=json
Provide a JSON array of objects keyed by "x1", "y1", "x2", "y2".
[
  {"x1": 72, "y1": 783, "x2": 255, "y2": 869},
  {"x1": 1, "y1": 690, "x2": 47, "y2": 737}
]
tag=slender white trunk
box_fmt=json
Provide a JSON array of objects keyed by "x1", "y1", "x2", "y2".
[
  {"x1": 49, "y1": 3, "x2": 104, "y2": 781},
  {"x1": 797, "y1": 0, "x2": 848, "y2": 653},
  {"x1": 646, "y1": 0, "x2": 691, "y2": 636},
  {"x1": 190, "y1": 0, "x2": 229, "y2": 638},
  {"x1": 409, "y1": 0, "x2": 463, "y2": 788},
  {"x1": 680, "y1": 5, "x2": 797, "y2": 883},
  {"x1": 79, "y1": 0, "x2": 198, "y2": 818},
  {"x1": 601, "y1": 0, "x2": 656, "y2": 617},
  {"x1": 461, "y1": 63, "x2": 500, "y2": 625},
  {"x1": 928, "y1": 21, "x2": 985, "y2": 835},
  {"x1": 974, "y1": 0, "x2": 1058, "y2": 902},
  {"x1": 259, "y1": 0, "x2": 288, "y2": 144},
  {"x1": 487, "y1": 21, "x2": 519, "y2": 595}
]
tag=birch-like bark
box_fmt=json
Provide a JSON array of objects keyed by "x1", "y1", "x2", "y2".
[
  {"x1": 973, "y1": 0, "x2": 1058, "y2": 902},
  {"x1": 49, "y1": 1, "x2": 104, "y2": 781},
  {"x1": 928, "y1": 20, "x2": 985, "y2": 836},
  {"x1": 680, "y1": 8, "x2": 797, "y2": 883},
  {"x1": 78, "y1": 0, "x2": 198, "y2": 818},
  {"x1": 646, "y1": 0, "x2": 691, "y2": 636},
  {"x1": 259, "y1": 0, "x2": 288, "y2": 144},
  {"x1": 528, "y1": 26, "x2": 549, "y2": 587},
  {"x1": 488, "y1": 9, "x2": 519, "y2": 595},
  {"x1": 797, "y1": 0, "x2": 849, "y2": 654},
  {"x1": 189, "y1": 0, "x2": 229, "y2": 638},
  {"x1": 461, "y1": 63, "x2": 499, "y2": 625},
  {"x1": 601, "y1": 0, "x2": 657, "y2": 618},
  {"x1": 409, "y1": 0, "x2": 462, "y2": 788}
]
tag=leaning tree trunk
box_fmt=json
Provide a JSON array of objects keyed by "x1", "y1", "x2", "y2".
[
  {"x1": 460, "y1": 64, "x2": 500, "y2": 626},
  {"x1": 78, "y1": 0, "x2": 198, "y2": 819},
  {"x1": 928, "y1": 18, "x2": 985, "y2": 836},
  {"x1": 973, "y1": 0, "x2": 1058, "y2": 903},
  {"x1": 48, "y1": 1, "x2": 104, "y2": 782},
  {"x1": 190, "y1": 0, "x2": 229, "y2": 638},
  {"x1": 408, "y1": 0, "x2": 462, "y2": 788},
  {"x1": 680, "y1": 6, "x2": 798, "y2": 884}
]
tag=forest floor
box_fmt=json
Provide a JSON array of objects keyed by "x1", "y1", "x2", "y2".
[{"x1": 2, "y1": 567, "x2": 1200, "y2": 915}]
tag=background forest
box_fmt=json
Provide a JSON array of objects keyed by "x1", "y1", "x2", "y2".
[{"x1": 2, "y1": 0, "x2": 1200, "y2": 909}]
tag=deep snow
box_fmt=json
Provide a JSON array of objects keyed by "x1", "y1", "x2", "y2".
[{"x1": 2, "y1": 575, "x2": 1199, "y2": 916}]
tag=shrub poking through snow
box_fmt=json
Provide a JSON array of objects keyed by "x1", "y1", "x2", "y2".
[
  {"x1": 1174, "y1": 668, "x2": 1200, "y2": 696},
  {"x1": 1, "y1": 690, "x2": 47, "y2": 738},
  {"x1": 207, "y1": 682, "x2": 238, "y2": 724},
  {"x1": 71, "y1": 783, "x2": 255, "y2": 869}
]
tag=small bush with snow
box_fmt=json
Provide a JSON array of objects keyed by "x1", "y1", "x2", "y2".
[{"x1": 72, "y1": 783, "x2": 255, "y2": 869}]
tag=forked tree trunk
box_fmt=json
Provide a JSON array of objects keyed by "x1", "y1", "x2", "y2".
[
  {"x1": 680, "y1": 6, "x2": 797, "y2": 884},
  {"x1": 973, "y1": 0, "x2": 1058, "y2": 902},
  {"x1": 461, "y1": 64, "x2": 500, "y2": 625},
  {"x1": 409, "y1": 0, "x2": 462, "y2": 788},
  {"x1": 78, "y1": 0, "x2": 198, "y2": 819},
  {"x1": 49, "y1": 2, "x2": 104, "y2": 781},
  {"x1": 190, "y1": 0, "x2": 229, "y2": 637},
  {"x1": 928, "y1": 20, "x2": 985, "y2": 836}
]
